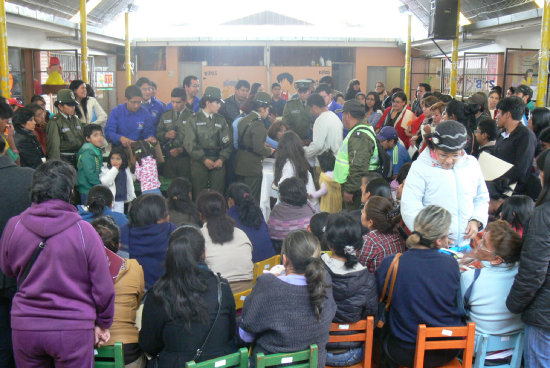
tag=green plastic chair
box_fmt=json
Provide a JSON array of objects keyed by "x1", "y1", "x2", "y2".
[
  {"x1": 255, "y1": 344, "x2": 318, "y2": 368},
  {"x1": 186, "y1": 347, "x2": 249, "y2": 368},
  {"x1": 94, "y1": 342, "x2": 124, "y2": 368}
]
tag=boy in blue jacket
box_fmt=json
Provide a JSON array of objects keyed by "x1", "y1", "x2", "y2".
[{"x1": 76, "y1": 124, "x2": 103, "y2": 203}]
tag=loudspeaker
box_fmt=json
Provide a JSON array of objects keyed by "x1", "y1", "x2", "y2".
[{"x1": 428, "y1": 0, "x2": 459, "y2": 40}]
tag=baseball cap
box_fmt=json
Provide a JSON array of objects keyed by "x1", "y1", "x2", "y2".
[
  {"x1": 8, "y1": 98, "x2": 23, "y2": 108},
  {"x1": 56, "y1": 89, "x2": 79, "y2": 106},
  {"x1": 377, "y1": 126, "x2": 398, "y2": 141}
]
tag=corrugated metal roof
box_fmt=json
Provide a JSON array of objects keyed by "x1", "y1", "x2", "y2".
[{"x1": 222, "y1": 11, "x2": 311, "y2": 26}]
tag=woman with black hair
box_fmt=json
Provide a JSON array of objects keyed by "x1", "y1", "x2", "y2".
[
  {"x1": 12, "y1": 107, "x2": 45, "y2": 168},
  {"x1": 77, "y1": 185, "x2": 128, "y2": 228},
  {"x1": 121, "y1": 194, "x2": 176, "y2": 289},
  {"x1": 197, "y1": 190, "x2": 253, "y2": 293},
  {"x1": 166, "y1": 177, "x2": 202, "y2": 227},
  {"x1": 227, "y1": 183, "x2": 275, "y2": 263},
  {"x1": 69, "y1": 80, "x2": 107, "y2": 126},
  {"x1": 345, "y1": 79, "x2": 361, "y2": 101},
  {"x1": 365, "y1": 91, "x2": 383, "y2": 127},
  {"x1": 240, "y1": 230, "x2": 336, "y2": 368},
  {"x1": 500, "y1": 195, "x2": 535, "y2": 237},
  {"x1": 376, "y1": 91, "x2": 416, "y2": 148},
  {"x1": 322, "y1": 213, "x2": 377, "y2": 367},
  {"x1": 139, "y1": 226, "x2": 237, "y2": 367},
  {"x1": 507, "y1": 149, "x2": 550, "y2": 367},
  {"x1": 443, "y1": 99, "x2": 477, "y2": 155}
]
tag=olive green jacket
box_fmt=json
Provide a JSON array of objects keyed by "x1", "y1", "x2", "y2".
[
  {"x1": 235, "y1": 112, "x2": 271, "y2": 177},
  {"x1": 183, "y1": 110, "x2": 233, "y2": 162},
  {"x1": 343, "y1": 122, "x2": 375, "y2": 193},
  {"x1": 46, "y1": 113, "x2": 85, "y2": 159},
  {"x1": 282, "y1": 98, "x2": 312, "y2": 140},
  {"x1": 157, "y1": 108, "x2": 192, "y2": 155}
]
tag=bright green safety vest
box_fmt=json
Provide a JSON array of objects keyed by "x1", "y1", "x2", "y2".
[{"x1": 334, "y1": 123, "x2": 379, "y2": 184}]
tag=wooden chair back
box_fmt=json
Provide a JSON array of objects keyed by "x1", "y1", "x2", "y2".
[{"x1": 326, "y1": 316, "x2": 374, "y2": 368}]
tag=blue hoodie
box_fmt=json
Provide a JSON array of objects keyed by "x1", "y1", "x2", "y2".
[
  {"x1": 77, "y1": 205, "x2": 128, "y2": 229},
  {"x1": 120, "y1": 221, "x2": 177, "y2": 289},
  {"x1": 105, "y1": 103, "x2": 155, "y2": 145}
]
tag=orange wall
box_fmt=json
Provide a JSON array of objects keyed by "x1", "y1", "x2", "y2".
[
  {"x1": 136, "y1": 46, "x2": 179, "y2": 104},
  {"x1": 355, "y1": 47, "x2": 405, "y2": 91}
]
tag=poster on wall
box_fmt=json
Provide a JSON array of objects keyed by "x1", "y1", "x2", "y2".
[
  {"x1": 201, "y1": 66, "x2": 268, "y2": 99},
  {"x1": 505, "y1": 49, "x2": 539, "y2": 97},
  {"x1": 270, "y1": 66, "x2": 332, "y2": 100},
  {"x1": 95, "y1": 71, "x2": 114, "y2": 89}
]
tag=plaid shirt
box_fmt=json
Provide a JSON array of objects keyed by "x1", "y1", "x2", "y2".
[{"x1": 358, "y1": 230, "x2": 406, "y2": 273}]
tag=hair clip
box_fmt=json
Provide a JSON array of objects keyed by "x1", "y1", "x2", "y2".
[{"x1": 343, "y1": 245, "x2": 356, "y2": 255}]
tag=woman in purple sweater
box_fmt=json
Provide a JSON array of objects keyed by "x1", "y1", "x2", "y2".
[{"x1": 0, "y1": 160, "x2": 115, "y2": 367}]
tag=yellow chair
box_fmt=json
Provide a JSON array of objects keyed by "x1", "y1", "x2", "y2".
[
  {"x1": 253, "y1": 255, "x2": 281, "y2": 283},
  {"x1": 321, "y1": 251, "x2": 333, "y2": 257},
  {"x1": 234, "y1": 288, "x2": 252, "y2": 310}
]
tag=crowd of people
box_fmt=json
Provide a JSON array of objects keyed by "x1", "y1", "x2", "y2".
[{"x1": 0, "y1": 73, "x2": 549, "y2": 368}]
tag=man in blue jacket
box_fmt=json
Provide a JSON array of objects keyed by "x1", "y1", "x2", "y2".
[
  {"x1": 105, "y1": 85, "x2": 156, "y2": 147},
  {"x1": 136, "y1": 77, "x2": 165, "y2": 129}
]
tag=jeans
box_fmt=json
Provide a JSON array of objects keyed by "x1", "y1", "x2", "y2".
[
  {"x1": 524, "y1": 323, "x2": 550, "y2": 368},
  {"x1": 325, "y1": 347, "x2": 363, "y2": 367},
  {"x1": 142, "y1": 188, "x2": 162, "y2": 196}
]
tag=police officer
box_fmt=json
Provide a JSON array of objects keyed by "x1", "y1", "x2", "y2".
[
  {"x1": 282, "y1": 79, "x2": 313, "y2": 143},
  {"x1": 234, "y1": 92, "x2": 275, "y2": 202},
  {"x1": 183, "y1": 87, "x2": 233, "y2": 198},
  {"x1": 46, "y1": 89, "x2": 85, "y2": 166},
  {"x1": 157, "y1": 87, "x2": 193, "y2": 179},
  {"x1": 334, "y1": 100, "x2": 379, "y2": 210}
]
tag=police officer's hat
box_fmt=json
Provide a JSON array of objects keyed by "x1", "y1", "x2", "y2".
[
  {"x1": 254, "y1": 92, "x2": 271, "y2": 106},
  {"x1": 203, "y1": 86, "x2": 223, "y2": 102},
  {"x1": 295, "y1": 80, "x2": 312, "y2": 92},
  {"x1": 56, "y1": 89, "x2": 79, "y2": 106}
]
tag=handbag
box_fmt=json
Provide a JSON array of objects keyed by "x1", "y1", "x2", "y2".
[{"x1": 375, "y1": 253, "x2": 401, "y2": 330}]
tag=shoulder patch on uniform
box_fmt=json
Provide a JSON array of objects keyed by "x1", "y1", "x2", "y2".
[
  {"x1": 222, "y1": 136, "x2": 230, "y2": 144},
  {"x1": 215, "y1": 123, "x2": 222, "y2": 128},
  {"x1": 164, "y1": 119, "x2": 172, "y2": 124},
  {"x1": 62, "y1": 127, "x2": 70, "y2": 132}
]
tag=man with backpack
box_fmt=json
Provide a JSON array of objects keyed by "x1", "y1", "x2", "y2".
[{"x1": 334, "y1": 100, "x2": 392, "y2": 210}]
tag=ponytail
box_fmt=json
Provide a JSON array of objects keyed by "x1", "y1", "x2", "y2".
[
  {"x1": 366, "y1": 196, "x2": 401, "y2": 234},
  {"x1": 406, "y1": 205, "x2": 451, "y2": 249},
  {"x1": 87, "y1": 196, "x2": 106, "y2": 218},
  {"x1": 86, "y1": 185, "x2": 113, "y2": 219},
  {"x1": 227, "y1": 183, "x2": 262, "y2": 229},
  {"x1": 324, "y1": 213, "x2": 362, "y2": 269},
  {"x1": 197, "y1": 191, "x2": 235, "y2": 244},
  {"x1": 305, "y1": 257, "x2": 327, "y2": 321}
]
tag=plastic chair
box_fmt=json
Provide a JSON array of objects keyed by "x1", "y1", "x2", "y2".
[
  {"x1": 186, "y1": 347, "x2": 249, "y2": 368},
  {"x1": 321, "y1": 251, "x2": 333, "y2": 257},
  {"x1": 326, "y1": 316, "x2": 374, "y2": 368},
  {"x1": 94, "y1": 342, "x2": 124, "y2": 368},
  {"x1": 256, "y1": 344, "x2": 318, "y2": 368},
  {"x1": 473, "y1": 331, "x2": 524, "y2": 368},
  {"x1": 413, "y1": 323, "x2": 476, "y2": 368},
  {"x1": 253, "y1": 255, "x2": 281, "y2": 283},
  {"x1": 234, "y1": 288, "x2": 252, "y2": 310}
]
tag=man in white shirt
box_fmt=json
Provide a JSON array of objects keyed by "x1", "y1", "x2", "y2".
[{"x1": 304, "y1": 93, "x2": 343, "y2": 162}]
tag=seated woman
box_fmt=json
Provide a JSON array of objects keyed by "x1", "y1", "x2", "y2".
[
  {"x1": 359, "y1": 196, "x2": 405, "y2": 273},
  {"x1": 375, "y1": 205, "x2": 463, "y2": 368},
  {"x1": 139, "y1": 226, "x2": 237, "y2": 367},
  {"x1": 461, "y1": 220, "x2": 523, "y2": 363},
  {"x1": 78, "y1": 185, "x2": 128, "y2": 228},
  {"x1": 267, "y1": 177, "x2": 318, "y2": 251},
  {"x1": 197, "y1": 190, "x2": 253, "y2": 293},
  {"x1": 227, "y1": 183, "x2": 275, "y2": 263},
  {"x1": 166, "y1": 177, "x2": 202, "y2": 227},
  {"x1": 91, "y1": 216, "x2": 146, "y2": 367},
  {"x1": 121, "y1": 194, "x2": 177, "y2": 289},
  {"x1": 13, "y1": 107, "x2": 45, "y2": 169},
  {"x1": 321, "y1": 213, "x2": 377, "y2": 366},
  {"x1": 240, "y1": 230, "x2": 337, "y2": 368}
]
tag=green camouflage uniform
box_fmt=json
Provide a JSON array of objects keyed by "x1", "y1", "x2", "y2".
[
  {"x1": 157, "y1": 107, "x2": 193, "y2": 179},
  {"x1": 282, "y1": 98, "x2": 312, "y2": 141}
]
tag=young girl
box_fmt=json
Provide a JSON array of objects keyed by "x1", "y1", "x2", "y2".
[
  {"x1": 359, "y1": 196, "x2": 405, "y2": 273},
  {"x1": 133, "y1": 141, "x2": 161, "y2": 195},
  {"x1": 100, "y1": 146, "x2": 136, "y2": 213},
  {"x1": 310, "y1": 150, "x2": 341, "y2": 213}
]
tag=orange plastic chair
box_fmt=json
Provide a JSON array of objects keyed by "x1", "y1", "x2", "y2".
[
  {"x1": 326, "y1": 316, "x2": 374, "y2": 368},
  {"x1": 413, "y1": 323, "x2": 476, "y2": 368}
]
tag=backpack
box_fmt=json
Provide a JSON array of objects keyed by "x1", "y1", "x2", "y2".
[{"x1": 363, "y1": 128, "x2": 393, "y2": 181}]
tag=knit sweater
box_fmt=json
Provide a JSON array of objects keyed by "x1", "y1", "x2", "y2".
[{"x1": 240, "y1": 273, "x2": 337, "y2": 368}]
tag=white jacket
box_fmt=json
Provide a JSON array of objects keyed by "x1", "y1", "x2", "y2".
[
  {"x1": 401, "y1": 148, "x2": 489, "y2": 246},
  {"x1": 78, "y1": 97, "x2": 108, "y2": 126},
  {"x1": 99, "y1": 164, "x2": 136, "y2": 203}
]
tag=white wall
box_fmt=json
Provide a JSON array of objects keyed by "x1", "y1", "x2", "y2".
[{"x1": 464, "y1": 28, "x2": 542, "y2": 54}]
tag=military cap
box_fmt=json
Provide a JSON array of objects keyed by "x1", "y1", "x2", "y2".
[
  {"x1": 203, "y1": 86, "x2": 223, "y2": 101},
  {"x1": 339, "y1": 99, "x2": 365, "y2": 116},
  {"x1": 56, "y1": 89, "x2": 79, "y2": 106},
  {"x1": 295, "y1": 80, "x2": 312, "y2": 91},
  {"x1": 254, "y1": 92, "x2": 271, "y2": 105}
]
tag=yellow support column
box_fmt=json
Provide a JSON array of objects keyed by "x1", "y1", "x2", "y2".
[
  {"x1": 450, "y1": 0, "x2": 461, "y2": 98},
  {"x1": 404, "y1": 14, "x2": 412, "y2": 102},
  {"x1": 0, "y1": 0, "x2": 9, "y2": 98},
  {"x1": 80, "y1": 0, "x2": 89, "y2": 83},
  {"x1": 125, "y1": 12, "x2": 132, "y2": 86},
  {"x1": 536, "y1": 0, "x2": 550, "y2": 107}
]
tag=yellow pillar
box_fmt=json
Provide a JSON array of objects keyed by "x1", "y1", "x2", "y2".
[
  {"x1": 0, "y1": 0, "x2": 9, "y2": 98},
  {"x1": 125, "y1": 12, "x2": 132, "y2": 86},
  {"x1": 450, "y1": 0, "x2": 461, "y2": 98},
  {"x1": 80, "y1": 0, "x2": 89, "y2": 83},
  {"x1": 536, "y1": 0, "x2": 550, "y2": 107},
  {"x1": 404, "y1": 14, "x2": 412, "y2": 102}
]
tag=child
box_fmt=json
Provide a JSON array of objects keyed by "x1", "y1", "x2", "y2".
[
  {"x1": 358, "y1": 196, "x2": 405, "y2": 273},
  {"x1": 500, "y1": 195, "x2": 534, "y2": 237},
  {"x1": 100, "y1": 146, "x2": 136, "y2": 213},
  {"x1": 76, "y1": 124, "x2": 103, "y2": 204},
  {"x1": 133, "y1": 140, "x2": 161, "y2": 195},
  {"x1": 310, "y1": 150, "x2": 341, "y2": 213}
]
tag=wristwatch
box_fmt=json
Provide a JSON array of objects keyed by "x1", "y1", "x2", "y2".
[{"x1": 470, "y1": 219, "x2": 483, "y2": 231}]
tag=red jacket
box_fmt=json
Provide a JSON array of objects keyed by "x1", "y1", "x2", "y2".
[{"x1": 376, "y1": 106, "x2": 416, "y2": 148}]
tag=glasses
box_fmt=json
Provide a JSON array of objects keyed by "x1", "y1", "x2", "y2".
[
  {"x1": 478, "y1": 235, "x2": 497, "y2": 256},
  {"x1": 191, "y1": 84, "x2": 200, "y2": 88}
]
